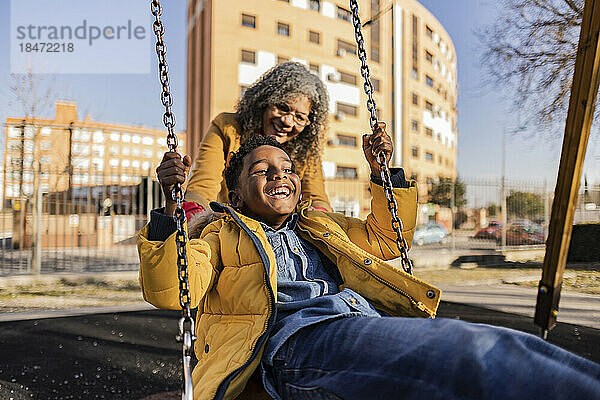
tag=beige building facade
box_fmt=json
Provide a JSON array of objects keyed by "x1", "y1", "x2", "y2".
[
  {"x1": 186, "y1": 0, "x2": 457, "y2": 216},
  {"x1": 3, "y1": 101, "x2": 185, "y2": 200}
]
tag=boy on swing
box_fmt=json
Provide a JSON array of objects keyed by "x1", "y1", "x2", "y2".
[{"x1": 138, "y1": 125, "x2": 599, "y2": 400}]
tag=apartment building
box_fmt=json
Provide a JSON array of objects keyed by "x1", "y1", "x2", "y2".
[
  {"x1": 187, "y1": 0, "x2": 458, "y2": 215},
  {"x1": 3, "y1": 101, "x2": 185, "y2": 200}
]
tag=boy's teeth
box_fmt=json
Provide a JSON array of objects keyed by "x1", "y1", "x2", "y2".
[{"x1": 268, "y1": 187, "x2": 290, "y2": 197}]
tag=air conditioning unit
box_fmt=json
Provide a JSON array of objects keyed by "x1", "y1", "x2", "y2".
[
  {"x1": 336, "y1": 48, "x2": 347, "y2": 57},
  {"x1": 327, "y1": 71, "x2": 341, "y2": 82},
  {"x1": 334, "y1": 111, "x2": 346, "y2": 121}
]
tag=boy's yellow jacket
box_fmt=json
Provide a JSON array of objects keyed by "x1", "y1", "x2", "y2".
[{"x1": 138, "y1": 182, "x2": 441, "y2": 400}]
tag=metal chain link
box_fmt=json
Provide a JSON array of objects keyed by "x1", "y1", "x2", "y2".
[
  {"x1": 350, "y1": 0, "x2": 413, "y2": 275},
  {"x1": 150, "y1": 2, "x2": 195, "y2": 399}
]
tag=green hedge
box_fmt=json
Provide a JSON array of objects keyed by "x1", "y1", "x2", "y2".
[{"x1": 567, "y1": 223, "x2": 600, "y2": 262}]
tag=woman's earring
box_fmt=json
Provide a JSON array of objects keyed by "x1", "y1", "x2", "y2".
[{"x1": 299, "y1": 194, "x2": 303, "y2": 202}]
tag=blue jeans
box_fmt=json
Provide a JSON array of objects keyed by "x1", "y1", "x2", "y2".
[{"x1": 266, "y1": 316, "x2": 600, "y2": 400}]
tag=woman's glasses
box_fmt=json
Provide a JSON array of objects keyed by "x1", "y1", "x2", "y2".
[{"x1": 271, "y1": 103, "x2": 311, "y2": 128}]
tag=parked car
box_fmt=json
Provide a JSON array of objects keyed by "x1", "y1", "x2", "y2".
[
  {"x1": 474, "y1": 220, "x2": 503, "y2": 240},
  {"x1": 499, "y1": 223, "x2": 546, "y2": 245},
  {"x1": 413, "y1": 223, "x2": 448, "y2": 246}
]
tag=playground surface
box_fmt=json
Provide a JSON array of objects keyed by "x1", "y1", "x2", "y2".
[
  {"x1": 1, "y1": 302, "x2": 598, "y2": 400},
  {"x1": 1, "y1": 268, "x2": 599, "y2": 399}
]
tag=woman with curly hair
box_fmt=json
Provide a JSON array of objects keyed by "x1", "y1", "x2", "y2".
[{"x1": 184, "y1": 62, "x2": 331, "y2": 212}]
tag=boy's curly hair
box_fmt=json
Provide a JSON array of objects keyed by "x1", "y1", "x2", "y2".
[
  {"x1": 224, "y1": 135, "x2": 289, "y2": 191},
  {"x1": 235, "y1": 62, "x2": 329, "y2": 171}
]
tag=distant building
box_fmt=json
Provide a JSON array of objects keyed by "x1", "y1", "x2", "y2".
[
  {"x1": 186, "y1": 0, "x2": 458, "y2": 215},
  {"x1": 3, "y1": 101, "x2": 185, "y2": 200}
]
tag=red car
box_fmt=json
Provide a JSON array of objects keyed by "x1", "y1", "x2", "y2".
[
  {"x1": 501, "y1": 224, "x2": 546, "y2": 245},
  {"x1": 474, "y1": 221, "x2": 503, "y2": 240}
]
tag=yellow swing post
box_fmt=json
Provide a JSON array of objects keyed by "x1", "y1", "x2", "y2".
[{"x1": 534, "y1": 0, "x2": 600, "y2": 338}]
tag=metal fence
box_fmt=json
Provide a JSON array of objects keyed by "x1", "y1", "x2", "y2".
[
  {"x1": 413, "y1": 177, "x2": 600, "y2": 251},
  {"x1": 1, "y1": 170, "x2": 599, "y2": 275},
  {"x1": 0, "y1": 168, "x2": 164, "y2": 275}
]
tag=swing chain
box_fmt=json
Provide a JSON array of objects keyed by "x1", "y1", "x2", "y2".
[
  {"x1": 151, "y1": 2, "x2": 195, "y2": 399},
  {"x1": 350, "y1": 0, "x2": 413, "y2": 275}
]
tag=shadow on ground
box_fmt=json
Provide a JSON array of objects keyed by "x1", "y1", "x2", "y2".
[{"x1": 1, "y1": 304, "x2": 598, "y2": 399}]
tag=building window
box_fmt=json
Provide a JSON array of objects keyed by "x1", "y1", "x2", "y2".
[
  {"x1": 412, "y1": 14, "x2": 418, "y2": 64},
  {"x1": 337, "y1": 39, "x2": 356, "y2": 56},
  {"x1": 277, "y1": 55, "x2": 290, "y2": 64},
  {"x1": 411, "y1": 146, "x2": 419, "y2": 158},
  {"x1": 73, "y1": 129, "x2": 90, "y2": 142},
  {"x1": 371, "y1": 78, "x2": 380, "y2": 92},
  {"x1": 425, "y1": 75, "x2": 434, "y2": 87},
  {"x1": 309, "y1": 63, "x2": 320, "y2": 74},
  {"x1": 92, "y1": 158, "x2": 104, "y2": 171},
  {"x1": 7, "y1": 127, "x2": 21, "y2": 138},
  {"x1": 336, "y1": 102, "x2": 358, "y2": 117},
  {"x1": 425, "y1": 152, "x2": 434, "y2": 162},
  {"x1": 425, "y1": 101, "x2": 433, "y2": 112},
  {"x1": 336, "y1": 166, "x2": 358, "y2": 179},
  {"x1": 411, "y1": 120, "x2": 419, "y2": 132},
  {"x1": 371, "y1": 0, "x2": 380, "y2": 62},
  {"x1": 411, "y1": 67, "x2": 418, "y2": 80},
  {"x1": 277, "y1": 22, "x2": 290, "y2": 37},
  {"x1": 339, "y1": 71, "x2": 357, "y2": 85},
  {"x1": 425, "y1": 127, "x2": 433, "y2": 137},
  {"x1": 7, "y1": 141, "x2": 20, "y2": 152},
  {"x1": 309, "y1": 0, "x2": 320, "y2": 11},
  {"x1": 309, "y1": 30, "x2": 321, "y2": 44},
  {"x1": 241, "y1": 49, "x2": 256, "y2": 64},
  {"x1": 425, "y1": 50, "x2": 433, "y2": 63},
  {"x1": 93, "y1": 130, "x2": 104, "y2": 143},
  {"x1": 241, "y1": 13, "x2": 256, "y2": 28},
  {"x1": 336, "y1": 134, "x2": 357, "y2": 147},
  {"x1": 426, "y1": 25, "x2": 433, "y2": 39},
  {"x1": 337, "y1": 6, "x2": 352, "y2": 22},
  {"x1": 92, "y1": 144, "x2": 105, "y2": 156},
  {"x1": 412, "y1": 93, "x2": 419, "y2": 105}
]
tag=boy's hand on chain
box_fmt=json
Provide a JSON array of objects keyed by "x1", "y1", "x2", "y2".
[
  {"x1": 362, "y1": 122, "x2": 393, "y2": 175},
  {"x1": 156, "y1": 151, "x2": 191, "y2": 215}
]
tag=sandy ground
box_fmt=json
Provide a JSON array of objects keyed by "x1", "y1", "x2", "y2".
[{"x1": 1, "y1": 267, "x2": 598, "y2": 313}]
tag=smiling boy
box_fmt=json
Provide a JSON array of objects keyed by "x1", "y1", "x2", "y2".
[{"x1": 139, "y1": 127, "x2": 599, "y2": 400}]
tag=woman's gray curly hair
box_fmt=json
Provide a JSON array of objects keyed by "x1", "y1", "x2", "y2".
[{"x1": 235, "y1": 62, "x2": 329, "y2": 169}]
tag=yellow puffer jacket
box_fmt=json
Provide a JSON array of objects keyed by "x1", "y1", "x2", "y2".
[
  {"x1": 185, "y1": 112, "x2": 331, "y2": 211},
  {"x1": 138, "y1": 182, "x2": 441, "y2": 400}
]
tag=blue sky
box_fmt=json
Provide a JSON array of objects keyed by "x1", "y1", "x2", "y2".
[{"x1": 1, "y1": 0, "x2": 598, "y2": 184}]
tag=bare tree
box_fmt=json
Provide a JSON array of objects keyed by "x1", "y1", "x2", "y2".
[
  {"x1": 9, "y1": 67, "x2": 55, "y2": 122},
  {"x1": 8, "y1": 68, "x2": 56, "y2": 273},
  {"x1": 476, "y1": 0, "x2": 595, "y2": 137}
]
